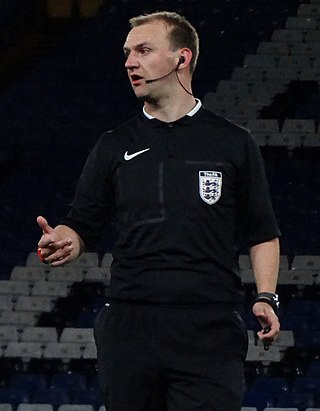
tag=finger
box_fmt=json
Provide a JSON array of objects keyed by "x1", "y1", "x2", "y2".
[
  {"x1": 37, "y1": 216, "x2": 54, "y2": 235},
  {"x1": 44, "y1": 244, "x2": 73, "y2": 264}
]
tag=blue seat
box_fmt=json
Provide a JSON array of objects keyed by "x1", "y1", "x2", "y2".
[
  {"x1": 307, "y1": 360, "x2": 320, "y2": 377},
  {"x1": 70, "y1": 389, "x2": 103, "y2": 408},
  {"x1": 31, "y1": 387, "x2": 70, "y2": 407},
  {"x1": 50, "y1": 373, "x2": 87, "y2": 391},
  {"x1": 0, "y1": 388, "x2": 29, "y2": 407},
  {"x1": 247, "y1": 376, "x2": 289, "y2": 398},
  {"x1": 277, "y1": 391, "x2": 315, "y2": 409},
  {"x1": 9, "y1": 373, "x2": 48, "y2": 392},
  {"x1": 291, "y1": 377, "x2": 320, "y2": 394},
  {"x1": 242, "y1": 390, "x2": 276, "y2": 409}
]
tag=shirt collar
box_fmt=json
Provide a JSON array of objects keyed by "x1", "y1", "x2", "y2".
[{"x1": 143, "y1": 98, "x2": 202, "y2": 120}]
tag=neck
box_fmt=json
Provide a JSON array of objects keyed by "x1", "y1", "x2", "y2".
[{"x1": 144, "y1": 93, "x2": 196, "y2": 123}]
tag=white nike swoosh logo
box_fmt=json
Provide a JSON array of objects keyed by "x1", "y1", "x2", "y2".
[{"x1": 124, "y1": 148, "x2": 150, "y2": 161}]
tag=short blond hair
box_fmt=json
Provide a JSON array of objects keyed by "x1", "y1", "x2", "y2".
[{"x1": 129, "y1": 11, "x2": 199, "y2": 74}]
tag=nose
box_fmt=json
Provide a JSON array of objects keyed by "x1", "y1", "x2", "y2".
[{"x1": 125, "y1": 53, "x2": 139, "y2": 70}]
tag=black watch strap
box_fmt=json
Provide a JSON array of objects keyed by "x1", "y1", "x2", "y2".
[{"x1": 253, "y1": 292, "x2": 280, "y2": 313}]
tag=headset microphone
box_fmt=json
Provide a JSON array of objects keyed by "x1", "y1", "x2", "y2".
[
  {"x1": 144, "y1": 56, "x2": 193, "y2": 96},
  {"x1": 144, "y1": 60, "x2": 181, "y2": 84}
]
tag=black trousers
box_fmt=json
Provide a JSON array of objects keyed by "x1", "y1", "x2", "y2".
[{"x1": 94, "y1": 301, "x2": 248, "y2": 411}]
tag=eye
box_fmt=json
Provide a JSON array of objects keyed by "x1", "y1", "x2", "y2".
[{"x1": 140, "y1": 47, "x2": 150, "y2": 55}]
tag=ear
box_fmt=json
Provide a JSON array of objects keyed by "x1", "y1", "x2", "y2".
[{"x1": 177, "y1": 48, "x2": 192, "y2": 69}]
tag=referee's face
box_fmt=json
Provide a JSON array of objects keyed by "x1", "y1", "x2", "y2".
[{"x1": 123, "y1": 21, "x2": 178, "y2": 101}]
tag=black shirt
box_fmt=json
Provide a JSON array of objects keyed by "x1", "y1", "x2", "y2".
[{"x1": 60, "y1": 106, "x2": 280, "y2": 304}]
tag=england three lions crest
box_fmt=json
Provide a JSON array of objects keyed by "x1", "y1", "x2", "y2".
[{"x1": 199, "y1": 171, "x2": 222, "y2": 205}]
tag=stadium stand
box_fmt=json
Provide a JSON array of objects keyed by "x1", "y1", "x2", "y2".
[{"x1": 1, "y1": 0, "x2": 320, "y2": 410}]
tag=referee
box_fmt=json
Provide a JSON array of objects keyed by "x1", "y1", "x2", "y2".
[{"x1": 37, "y1": 11, "x2": 281, "y2": 411}]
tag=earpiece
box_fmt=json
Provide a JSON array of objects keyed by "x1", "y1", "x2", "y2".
[{"x1": 178, "y1": 56, "x2": 185, "y2": 65}]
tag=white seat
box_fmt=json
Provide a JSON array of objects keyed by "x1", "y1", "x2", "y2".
[
  {"x1": 0, "y1": 405, "x2": 13, "y2": 411},
  {"x1": 4, "y1": 342, "x2": 43, "y2": 359},
  {"x1": 31, "y1": 281, "x2": 69, "y2": 297},
  {"x1": 298, "y1": 3, "x2": 320, "y2": 16},
  {"x1": 256, "y1": 331, "x2": 294, "y2": 349},
  {"x1": 43, "y1": 342, "x2": 82, "y2": 359},
  {"x1": 0, "y1": 326, "x2": 19, "y2": 343},
  {"x1": 245, "y1": 345, "x2": 281, "y2": 362},
  {"x1": 25, "y1": 252, "x2": 45, "y2": 266},
  {"x1": 278, "y1": 54, "x2": 315, "y2": 68},
  {"x1": 277, "y1": 270, "x2": 315, "y2": 285},
  {"x1": 257, "y1": 42, "x2": 290, "y2": 55},
  {"x1": 46, "y1": 266, "x2": 84, "y2": 282},
  {"x1": 272, "y1": 330, "x2": 295, "y2": 348},
  {"x1": 60, "y1": 327, "x2": 94, "y2": 344},
  {"x1": 82, "y1": 343, "x2": 97, "y2": 359},
  {"x1": 282, "y1": 119, "x2": 316, "y2": 134},
  {"x1": 212, "y1": 105, "x2": 259, "y2": 120},
  {"x1": 20, "y1": 326, "x2": 58, "y2": 343},
  {"x1": 15, "y1": 296, "x2": 54, "y2": 312},
  {"x1": 246, "y1": 119, "x2": 280, "y2": 133},
  {"x1": 0, "y1": 295, "x2": 13, "y2": 311},
  {"x1": 69, "y1": 252, "x2": 99, "y2": 267},
  {"x1": 272, "y1": 29, "x2": 303, "y2": 43},
  {"x1": 247, "y1": 330, "x2": 256, "y2": 346},
  {"x1": 263, "y1": 67, "x2": 300, "y2": 81},
  {"x1": 84, "y1": 267, "x2": 111, "y2": 283},
  {"x1": 0, "y1": 280, "x2": 30, "y2": 296},
  {"x1": 291, "y1": 42, "x2": 320, "y2": 56},
  {"x1": 239, "y1": 255, "x2": 251, "y2": 269},
  {"x1": 279, "y1": 255, "x2": 289, "y2": 270},
  {"x1": 0, "y1": 311, "x2": 37, "y2": 326},
  {"x1": 57, "y1": 406, "x2": 94, "y2": 411},
  {"x1": 231, "y1": 67, "x2": 265, "y2": 81},
  {"x1": 97, "y1": 407, "x2": 106, "y2": 411},
  {"x1": 16, "y1": 405, "x2": 54, "y2": 411},
  {"x1": 243, "y1": 54, "x2": 277, "y2": 68},
  {"x1": 299, "y1": 68, "x2": 320, "y2": 81},
  {"x1": 240, "y1": 269, "x2": 254, "y2": 284},
  {"x1": 263, "y1": 408, "x2": 298, "y2": 411},
  {"x1": 305, "y1": 30, "x2": 320, "y2": 42},
  {"x1": 101, "y1": 253, "x2": 113, "y2": 267},
  {"x1": 266, "y1": 132, "x2": 301, "y2": 149},
  {"x1": 241, "y1": 408, "x2": 257, "y2": 411},
  {"x1": 301, "y1": 134, "x2": 320, "y2": 147},
  {"x1": 285, "y1": 16, "x2": 317, "y2": 30},
  {"x1": 10, "y1": 266, "x2": 48, "y2": 281},
  {"x1": 291, "y1": 255, "x2": 320, "y2": 270}
]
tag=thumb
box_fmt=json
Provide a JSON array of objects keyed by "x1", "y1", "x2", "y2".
[{"x1": 37, "y1": 216, "x2": 54, "y2": 234}]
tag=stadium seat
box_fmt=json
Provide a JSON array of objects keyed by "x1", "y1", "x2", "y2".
[
  {"x1": 0, "y1": 311, "x2": 38, "y2": 326},
  {"x1": 60, "y1": 328, "x2": 94, "y2": 344},
  {"x1": 0, "y1": 326, "x2": 20, "y2": 343},
  {"x1": 50, "y1": 373, "x2": 87, "y2": 391},
  {"x1": 15, "y1": 296, "x2": 54, "y2": 312},
  {"x1": 31, "y1": 388, "x2": 70, "y2": 407},
  {"x1": 0, "y1": 405, "x2": 12, "y2": 411},
  {"x1": 291, "y1": 255, "x2": 320, "y2": 271},
  {"x1": 57, "y1": 406, "x2": 94, "y2": 411},
  {"x1": 68, "y1": 252, "x2": 99, "y2": 268},
  {"x1": 4, "y1": 342, "x2": 43, "y2": 360},
  {"x1": 20, "y1": 327, "x2": 58, "y2": 343},
  {"x1": 307, "y1": 360, "x2": 320, "y2": 377},
  {"x1": 31, "y1": 281, "x2": 69, "y2": 297},
  {"x1": 10, "y1": 266, "x2": 48, "y2": 281},
  {"x1": 0, "y1": 389, "x2": 29, "y2": 408},
  {"x1": 43, "y1": 343, "x2": 83, "y2": 360},
  {"x1": 9, "y1": 373, "x2": 48, "y2": 392},
  {"x1": 16, "y1": 405, "x2": 54, "y2": 411},
  {"x1": 0, "y1": 295, "x2": 13, "y2": 311},
  {"x1": 0, "y1": 280, "x2": 30, "y2": 296}
]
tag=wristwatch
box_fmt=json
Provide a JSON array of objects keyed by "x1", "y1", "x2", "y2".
[{"x1": 253, "y1": 292, "x2": 280, "y2": 313}]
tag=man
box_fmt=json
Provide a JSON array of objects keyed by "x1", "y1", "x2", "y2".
[{"x1": 37, "y1": 11, "x2": 281, "y2": 411}]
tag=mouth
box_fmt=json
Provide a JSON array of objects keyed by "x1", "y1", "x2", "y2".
[{"x1": 130, "y1": 74, "x2": 144, "y2": 85}]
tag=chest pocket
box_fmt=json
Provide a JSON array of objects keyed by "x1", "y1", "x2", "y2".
[{"x1": 115, "y1": 163, "x2": 165, "y2": 226}]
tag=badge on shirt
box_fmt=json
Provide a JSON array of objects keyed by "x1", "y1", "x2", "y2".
[{"x1": 199, "y1": 171, "x2": 222, "y2": 205}]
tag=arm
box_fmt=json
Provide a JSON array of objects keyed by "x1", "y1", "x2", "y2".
[
  {"x1": 37, "y1": 216, "x2": 85, "y2": 267},
  {"x1": 250, "y1": 237, "x2": 280, "y2": 344}
]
